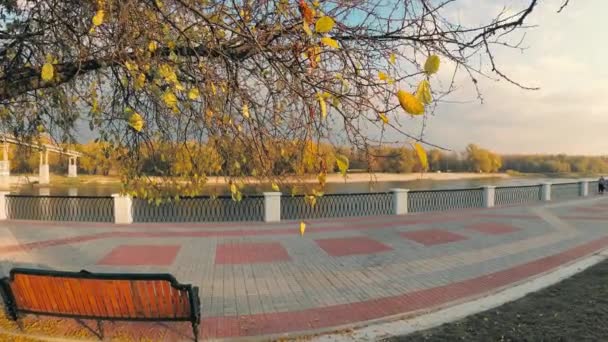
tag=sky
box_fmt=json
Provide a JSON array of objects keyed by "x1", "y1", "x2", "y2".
[{"x1": 403, "y1": 0, "x2": 608, "y2": 155}]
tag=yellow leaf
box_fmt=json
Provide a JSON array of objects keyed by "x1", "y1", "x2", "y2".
[
  {"x1": 230, "y1": 183, "x2": 237, "y2": 195},
  {"x1": 416, "y1": 79, "x2": 432, "y2": 105},
  {"x1": 302, "y1": 22, "x2": 313, "y2": 36},
  {"x1": 378, "y1": 71, "x2": 389, "y2": 81},
  {"x1": 318, "y1": 93, "x2": 327, "y2": 119},
  {"x1": 205, "y1": 108, "x2": 214, "y2": 118},
  {"x1": 128, "y1": 113, "x2": 144, "y2": 132},
  {"x1": 148, "y1": 41, "x2": 157, "y2": 53},
  {"x1": 188, "y1": 88, "x2": 199, "y2": 100},
  {"x1": 271, "y1": 183, "x2": 280, "y2": 192},
  {"x1": 389, "y1": 53, "x2": 396, "y2": 65},
  {"x1": 336, "y1": 154, "x2": 349, "y2": 176},
  {"x1": 397, "y1": 90, "x2": 424, "y2": 115},
  {"x1": 300, "y1": 221, "x2": 306, "y2": 236},
  {"x1": 242, "y1": 104, "x2": 250, "y2": 118},
  {"x1": 315, "y1": 16, "x2": 335, "y2": 33},
  {"x1": 41, "y1": 63, "x2": 54, "y2": 82},
  {"x1": 413, "y1": 142, "x2": 428, "y2": 170},
  {"x1": 135, "y1": 73, "x2": 146, "y2": 89},
  {"x1": 424, "y1": 54, "x2": 440, "y2": 75},
  {"x1": 163, "y1": 91, "x2": 178, "y2": 108},
  {"x1": 210, "y1": 83, "x2": 217, "y2": 95},
  {"x1": 379, "y1": 112, "x2": 389, "y2": 124},
  {"x1": 92, "y1": 10, "x2": 104, "y2": 26},
  {"x1": 320, "y1": 37, "x2": 339, "y2": 49}
]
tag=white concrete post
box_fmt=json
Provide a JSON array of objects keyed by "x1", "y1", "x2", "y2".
[
  {"x1": 482, "y1": 186, "x2": 496, "y2": 208},
  {"x1": 68, "y1": 157, "x2": 77, "y2": 178},
  {"x1": 0, "y1": 142, "x2": 9, "y2": 177},
  {"x1": 112, "y1": 194, "x2": 133, "y2": 224},
  {"x1": 391, "y1": 188, "x2": 409, "y2": 215},
  {"x1": 263, "y1": 192, "x2": 282, "y2": 222},
  {"x1": 38, "y1": 150, "x2": 50, "y2": 185},
  {"x1": 579, "y1": 180, "x2": 589, "y2": 197},
  {"x1": 541, "y1": 183, "x2": 552, "y2": 201},
  {"x1": 0, "y1": 191, "x2": 9, "y2": 220}
]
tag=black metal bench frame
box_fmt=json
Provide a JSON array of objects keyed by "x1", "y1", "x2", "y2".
[{"x1": 0, "y1": 268, "x2": 201, "y2": 341}]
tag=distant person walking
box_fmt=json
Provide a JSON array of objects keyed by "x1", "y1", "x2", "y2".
[{"x1": 600, "y1": 176, "x2": 606, "y2": 194}]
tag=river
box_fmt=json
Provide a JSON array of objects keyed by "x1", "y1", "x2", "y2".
[{"x1": 9, "y1": 175, "x2": 590, "y2": 197}]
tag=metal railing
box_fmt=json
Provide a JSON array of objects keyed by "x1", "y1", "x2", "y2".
[
  {"x1": 5, "y1": 195, "x2": 114, "y2": 222},
  {"x1": 408, "y1": 188, "x2": 484, "y2": 213},
  {"x1": 551, "y1": 182, "x2": 581, "y2": 200},
  {"x1": 281, "y1": 192, "x2": 393, "y2": 220},
  {"x1": 1, "y1": 179, "x2": 601, "y2": 224},
  {"x1": 495, "y1": 185, "x2": 542, "y2": 206},
  {"x1": 132, "y1": 196, "x2": 264, "y2": 222}
]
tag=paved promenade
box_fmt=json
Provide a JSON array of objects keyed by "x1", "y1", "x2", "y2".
[{"x1": 1, "y1": 196, "x2": 607, "y2": 341}]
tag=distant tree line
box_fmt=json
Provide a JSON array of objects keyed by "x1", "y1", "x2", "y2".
[{"x1": 5, "y1": 142, "x2": 608, "y2": 176}]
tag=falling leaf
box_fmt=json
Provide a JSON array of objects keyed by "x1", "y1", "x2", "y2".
[
  {"x1": 378, "y1": 71, "x2": 389, "y2": 81},
  {"x1": 389, "y1": 53, "x2": 396, "y2": 65},
  {"x1": 210, "y1": 83, "x2": 217, "y2": 95},
  {"x1": 315, "y1": 16, "x2": 335, "y2": 33},
  {"x1": 379, "y1": 112, "x2": 389, "y2": 124},
  {"x1": 41, "y1": 63, "x2": 54, "y2": 82},
  {"x1": 148, "y1": 41, "x2": 158, "y2": 53},
  {"x1": 300, "y1": 221, "x2": 306, "y2": 236},
  {"x1": 336, "y1": 154, "x2": 349, "y2": 176},
  {"x1": 320, "y1": 37, "x2": 339, "y2": 49},
  {"x1": 128, "y1": 112, "x2": 144, "y2": 132},
  {"x1": 205, "y1": 108, "x2": 214, "y2": 118},
  {"x1": 92, "y1": 10, "x2": 104, "y2": 26},
  {"x1": 318, "y1": 93, "x2": 327, "y2": 118},
  {"x1": 271, "y1": 183, "x2": 280, "y2": 192},
  {"x1": 36, "y1": 125, "x2": 45, "y2": 133},
  {"x1": 242, "y1": 104, "x2": 250, "y2": 118},
  {"x1": 424, "y1": 55, "x2": 440, "y2": 75},
  {"x1": 188, "y1": 88, "x2": 200, "y2": 100},
  {"x1": 413, "y1": 142, "x2": 428, "y2": 170},
  {"x1": 416, "y1": 79, "x2": 432, "y2": 104},
  {"x1": 163, "y1": 91, "x2": 178, "y2": 109},
  {"x1": 397, "y1": 90, "x2": 424, "y2": 115}
]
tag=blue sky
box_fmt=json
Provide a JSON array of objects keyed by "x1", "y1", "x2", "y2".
[{"x1": 396, "y1": 0, "x2": 608, "y2": 155}]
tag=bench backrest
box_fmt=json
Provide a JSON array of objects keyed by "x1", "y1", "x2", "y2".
[{"x1": 0, "y1": 268, "x2": 198, "y2": 322}]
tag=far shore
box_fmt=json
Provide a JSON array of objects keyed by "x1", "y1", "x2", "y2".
[{"x1": 205, "y1": 172, "x2": 510, "y2": 185}]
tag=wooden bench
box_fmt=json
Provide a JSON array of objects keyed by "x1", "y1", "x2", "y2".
[{"x1": 0, "y1": 268, "x2": 201, "y2": 341}]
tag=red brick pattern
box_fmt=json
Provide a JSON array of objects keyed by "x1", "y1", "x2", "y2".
[
  {"x1": 315, "y1": 236, "x2": 393, "y2": 257},
  {"x1": 215, "y1": 242, "x2": 291, "y2": 264},
  {"x1": 400, "y1": 229, "x2": 467, "y2": 246},
  {"x1": 467, "y1": 222, "x2": 519, "y2": 235},
  {"x1": 97, "y1": 245, "x2": 180, "y2": 266},
  {"x1": 200, "y1": 236, "x2": 608, "y2": 338}
]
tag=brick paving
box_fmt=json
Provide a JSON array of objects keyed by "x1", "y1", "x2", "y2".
[{"x1": 0, "y1": 196, "x2": 607, "y2": 340}]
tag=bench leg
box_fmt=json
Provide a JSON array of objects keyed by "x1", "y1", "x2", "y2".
[{"x1": 191, "y1": 321, "x2": 199, "y2": 342}]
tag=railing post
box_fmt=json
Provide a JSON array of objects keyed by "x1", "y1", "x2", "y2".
[
  {"x1": 482, "y1": 186, "x2": 495, "y2": 208},
  {"x1": 391, "y1": 188, "x2": 409, "y2": 215},
  {"x1": 0, "y1": 191, "x2": 9, "y2": 220},
  {"x1": 263, "y1": 192, "x2": 281, "y2": 222},
  {"x1": 112, "y1": 194, "x2": 133, "y2": 224},
  {"x1": 579, "y1": 180, "x2": 589, "y2": 197},
  {"x1": 541, "y1": 183, "x2": 552, "y2": 201}
]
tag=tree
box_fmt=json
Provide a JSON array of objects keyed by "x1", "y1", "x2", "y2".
[{"x1": 0, "y1": 0, "x2": 569, "y2": 198}]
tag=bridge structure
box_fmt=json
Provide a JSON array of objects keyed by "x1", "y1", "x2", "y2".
[{"x1": 0, "y1": 134, "x2": 82, "y2": 184}]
